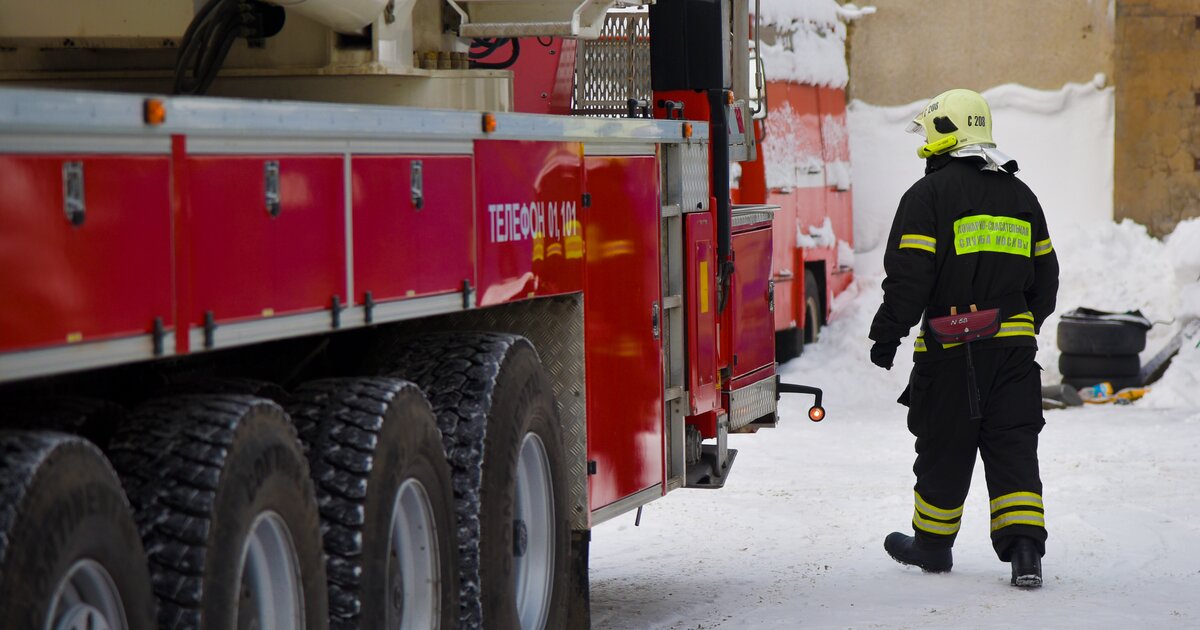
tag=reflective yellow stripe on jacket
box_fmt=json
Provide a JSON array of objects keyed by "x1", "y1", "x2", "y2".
[
  {"x1": 1034, "y1": 238, "x2": 1054, "y2": 257},
  {"x1": 899, "y1": 233, "x2": 936, "y2": 254}
]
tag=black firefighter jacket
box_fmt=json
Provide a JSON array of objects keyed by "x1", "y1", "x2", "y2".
[{"x1": 870, "y1": 154, "x2": 1060, "y2": 363}]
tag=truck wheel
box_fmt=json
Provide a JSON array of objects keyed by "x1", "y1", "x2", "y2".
[
  {"x1": 804, "y1": 269, "x2": 823, "y2": 344},
  {"x1": 109, "y1": 395, "x2": 328, "y2": 629},
  {"x1": 289, "y1": 378, "x2": 457, "y2": 630},
  {"x1": 0, "y1": 432, "x2": 155, "y2": 630},
  {"x1": 383, "y1": 333, "x2": 571, "y2": 630},
  {"x1": 1058, "y1": 353, "x2": 1141, "y2": 378}
]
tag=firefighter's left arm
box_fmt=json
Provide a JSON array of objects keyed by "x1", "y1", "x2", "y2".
[
  {"x1": 1027, "y1": 202, "x2": 1059, "y2": 333},
  {"x1": 869, "y1": 188, "x2": 939, "y2": 346}
]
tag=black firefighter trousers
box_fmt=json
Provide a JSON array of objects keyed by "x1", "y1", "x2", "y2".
[{"x1": 904, "y1": 346, "x2": 1047, "y2": 561}]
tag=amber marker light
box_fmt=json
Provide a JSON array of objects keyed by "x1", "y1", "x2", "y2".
[
  {"x1": 482, "y1": 112, "x2": 497, "y2": 133},
  {"x1": 725, "y1": 90, "x2": 735, "y2": 105},
  {"x1": 808, "y1": 406, "x2": 826, "y2": 422},
  {"x1": 682, "y1": 122, "x2": 693, "y2": 138},
  {"x1": 144, "y1": 98, "x2": 167, "y2": 126}
]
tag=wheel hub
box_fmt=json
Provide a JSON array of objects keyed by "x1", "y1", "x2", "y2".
[
  {"x1": 48, "y1": 559, "x2": 127, "y2": 630},
  {"x1": 512, "y1": 433, "x2": 554, "y2": 630},
  {"x1": 387, "y1": 478, "x2": 439, "y2": 630},
  {"x1": 236, "y1": 512, "x2": 303, "y2": 630},
  {"x1": 512, "y1": 519, "x2": 529, "y2": 557}
]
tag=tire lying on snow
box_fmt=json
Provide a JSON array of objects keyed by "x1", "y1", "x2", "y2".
[
  {"x1": 110, "y1": 395, "x2": 328, "y2": 629},
  {"x1": 1058, "y1": 353, "x2": 1141, "y2": 378},
  {"x1": 383, "y1": 333, "x2": 571, "y2": 630},
  {"x1": 0, "y1": 431, "x2": 156, "y2": 630},
  {"x1": 1057, "y1": 318, "x2": 1147, "y2": 355},
  {"x1": 289, "y1": 378, "x2": 457, "y2": 630}
]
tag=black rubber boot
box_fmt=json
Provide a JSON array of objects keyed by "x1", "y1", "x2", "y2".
[
  {"x1": 1010, "y1": 537, "x2": 1043, "y2": 587},
  {"x1": 884, "y1": 532, "x2": 952, "y2": 573}
]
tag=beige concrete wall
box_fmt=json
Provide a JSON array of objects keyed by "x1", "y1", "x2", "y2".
[
  {"x1": 1113, "y1": 0, "x2": 1200, "y2": 235},
  {"x1": 847, "y1": 0, "x2": 1115, "y2": 106}
]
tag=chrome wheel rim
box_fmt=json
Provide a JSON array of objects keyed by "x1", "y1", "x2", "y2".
[
  {"x1": 236, "y1": 511, "x2": 303, "y2": 630},
  {"x1": 47, "y1": 559, "x2": 127, "y2": 630},
  {"x1": 513, "y1": 432, "x2": 554, "y2": 630},
  {"x1": 387, "y1": 478, "x2": 441, "y2": 630}
]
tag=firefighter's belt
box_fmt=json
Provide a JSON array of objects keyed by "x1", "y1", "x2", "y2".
[{"x1": 927, "y1": 306, "x2": 1001, "y2": 345}]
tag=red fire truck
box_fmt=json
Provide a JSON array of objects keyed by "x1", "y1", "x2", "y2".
[{"x1": 0, "y1": 1, "x2": 828, "y2": 628}]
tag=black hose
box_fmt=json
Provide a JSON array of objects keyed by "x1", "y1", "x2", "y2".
[
  {"x1": 469, "y1": 38, "x2": 520, "y2": 70},
  {"x1": 708, "y1": 88, "x2": 733, "y2": 313}
]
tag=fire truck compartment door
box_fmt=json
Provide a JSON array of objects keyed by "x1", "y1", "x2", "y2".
[
  {"x1": 584, "y1": 154, "x2": 664, "y2": 511},
  {"x1": 685, "y1": 213, "x2": 718, "y2": 415}
]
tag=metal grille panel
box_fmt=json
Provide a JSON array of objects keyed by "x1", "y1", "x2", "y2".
[
  {"x1": 680, "y1": 143, "x2": 710, "y2": 213},
  {"x1": 728, "y1": 376, "x2": 777, "y2": 431},
  {"x1": 574, "y1": 12, "x2": 652, "y2": 117}
]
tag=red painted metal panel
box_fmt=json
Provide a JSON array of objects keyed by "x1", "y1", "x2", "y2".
[
  {"x1": 0, "y1": 155, "x2": 172, "y2": 352},
  {"x1": 352, "y1": 156, "x2": 474, "y2": 302},
  {"x1": 686, "y1": 213, "x2": 717, "y2": 415},
  {"x1": 474, "y1": 140, "x2": 585, "y2": 306},
  {"x1": 731, "y1": 226, "x2": 775, "y2": 379},
  {"x1": 583, "y1": 155, "x2": 664, "y2": 510},
  {"x1": 184, "y1": 155, "x2": 345, "y2": 325}
]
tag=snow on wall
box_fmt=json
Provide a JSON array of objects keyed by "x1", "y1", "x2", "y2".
[
  {"x1": 755, "y1": 1, "x2": 874, "y2": 88},
  {"x1": 848, "y1": 75, "x2": 1115, "y2": 253}
]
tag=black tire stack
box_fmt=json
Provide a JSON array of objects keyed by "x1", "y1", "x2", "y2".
[{"x1": 1057, "y1": 308, "x2": 1152, "y2": 391}]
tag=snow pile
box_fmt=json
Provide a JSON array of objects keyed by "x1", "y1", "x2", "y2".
[
  {"x1": 797, "y1": 216, "x2": 837, "y2": 248},
  {"x1": 755, "y1": 1, "x2": 874, "y2": 88},
  {"x1": 849, "y1": 76, "x2": 1114, "y2": 253},
  {"x1": 761, "y1": 100, "x2": 823, "y2": 191}
]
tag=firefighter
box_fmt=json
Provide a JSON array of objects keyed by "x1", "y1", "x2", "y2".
[{"x1": 868, "y1": 88, "x2": 1059, "y2": 588}]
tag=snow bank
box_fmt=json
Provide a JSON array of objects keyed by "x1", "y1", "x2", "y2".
[
  {"x1": 849, "y1": 76, "x2": 1114, "y2": 253},
  {"x1": 755, "y1": 0, "x2": 874, "y2": 88}
]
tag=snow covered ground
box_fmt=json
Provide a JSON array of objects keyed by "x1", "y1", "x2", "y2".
[{"x1": 589, "y1": 79, "x2": 1200, "y2": 628}]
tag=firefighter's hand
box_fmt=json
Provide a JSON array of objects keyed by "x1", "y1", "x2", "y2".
[{"x1": 870, "y1": 340, "x2": 899, "y2": 370}]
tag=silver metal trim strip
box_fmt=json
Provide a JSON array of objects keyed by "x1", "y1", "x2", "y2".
[
  {"x1": 343, "y1": 152, "x2": 354, "y2": 307},
  {"x1": 0, "y1": 333, "x2": 175, "y2": 383},
  {"x1": 363, "y1": 293, "x2": 465, "y2": 325},
  {"x1": 0, "y1": 88, "x2": 709, "y2": 145},
  {"x1": 186, "y1": 138, "x2": 476, "y2": 155},
  {"x1": 584, "y1": 143, "x2": 656, "y2": 156},
  {"x1": 0, "y1": 134, "x2": 171, "y2": 155},
  {"x1": 186, "y1": 293, "x2": 466, "y2": 352},
  {"x1": 188, "y1": 310, "x2": 334, "y2": 352},
  {"x1": 590, "y1": 483, "x2": 664, "y2": 527}
]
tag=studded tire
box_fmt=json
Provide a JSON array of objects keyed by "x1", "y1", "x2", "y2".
[
  {"x1": 0, "y1": 431, "x2": 156, "y2": 630},
  {"x1": 109, "y1": 395, "x2": 328, "y2": 629},
  {"x1": 289, "y1": 378, "x2": 457, "y2": 630},
  {"x1": 382, "y1": 333, "x2": 570, "y2": 630}
]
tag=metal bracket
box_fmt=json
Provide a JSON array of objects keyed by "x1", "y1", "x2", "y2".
[
  {"x1": 411, "y1": 160, "x2": 424, "y2": 210},
  {"x1": 331, "y1": 295, "x2": 343, "y2": 329},
  {"x1": 152, "y1": 317, "x2": 165, "y2": 356},
  {"x1": 768, "y1": 278, "x2": 775, "y2": 312},
  {"x1": 203, "y1": 311, "x2": 217, "y2": 349},
  {"x1": 363, "y1": 291, "x2": 375, "y2": 324},
  {"x1": 264, "y1": 160, "x2": 281, "y2": 218},
  {"x1": 462, "y1": 279, "x2": 475, "y2": 309},
  {"x1": 62, "y1": 161, "x2": 85, "y2": 226},
  {"x1": 651, "y1": 301, "x2": 660, "y2": 339}
]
